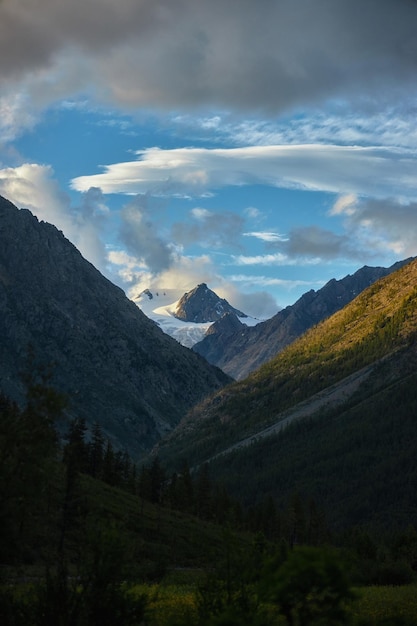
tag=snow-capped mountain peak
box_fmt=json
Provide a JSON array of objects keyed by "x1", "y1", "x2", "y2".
[{"x1": 133, "y1": 285, "x2": 258, "y2": 348}]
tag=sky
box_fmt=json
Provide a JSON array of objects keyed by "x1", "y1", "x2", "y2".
[{"x1": 1, "y1": 0, "x2": 417, "y2": 318}]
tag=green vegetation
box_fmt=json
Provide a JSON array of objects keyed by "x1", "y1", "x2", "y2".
[
  {"x1": 204, "y1": 355, "x2": 417, "y2": 532},
  {"x1": 352, "y1": 584, "x2": 417, "y2": 625},
  {"x1": 1, "y1": 382, "x2": 416, "y2": 624},
  {"x1": 3, "y1": 262, "x2": 417, "y2": 623},
  {"x1": 158, "y1": 260, "x2": 417, "y2": 469}
]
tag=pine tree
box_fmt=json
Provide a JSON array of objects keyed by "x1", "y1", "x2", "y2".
[
  {"x1": 88, "y1": 422, "x2": 105, "y2": 479},
  {"x1": 63, "y1": 417, "x2": 88, "y2": 473}
]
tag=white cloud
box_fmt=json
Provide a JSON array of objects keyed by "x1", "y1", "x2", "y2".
[
  {"x1": 232, "y1": 253, "x2": 290, "y2": 266},
  {"x1": 244, "y1": 231, "x2": 288, "y2": 243},
  {"x1": 0, "y1": 163, "x2": 109, "y2": 270},
  {"x1": 0, "y1": 92, "x2": 39, "y2": 142},
  {"x1": 330, "y1": 194, "x2": 358, "y2": 216},
  {"x1": 191, "y1": 207, "x2": 213, "y2": 220},
  {"x1": 207, "y1": 105, "x2": 417, "y2": 151},
  {"x1": 333, "y1": 197, "x2": 417, "y2": 259},
  {"x1": 243, "y1": 207, "x2": 262, "y2": 220},
  {"x1": 71, "y1": 144, "x2": 417, "y2": 201},
  {"x1": 230, "y1": 274, "x2": 323, "y2": 289}
]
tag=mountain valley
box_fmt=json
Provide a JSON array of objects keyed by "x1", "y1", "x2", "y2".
[
  {"x1": 1, "y1": 192, "x2": 417, "y2": 537},
  {"x1": 156, "y1": 257, "x2": 417, "y2": 529}
]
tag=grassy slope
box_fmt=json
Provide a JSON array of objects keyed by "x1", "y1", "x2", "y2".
[
  {"x1": 157, "y1": 258, "x2": 417, "y2": 470},
  {"x1": 70, "y1": 474, "x2": 251, "y2": 574}
]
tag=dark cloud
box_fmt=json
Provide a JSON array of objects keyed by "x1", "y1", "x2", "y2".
[
  {"x1": 276, "y1": 199, "x2": 417, "y2": 262},
  {"x1": 119, "y1": 196, "x2": 174, "y2": 274},
  {"x1": 76, "y1": 186, "x2": 107, "y2": 220},
  {"x1": 1, "y1": 0, "x2": 417, "y2": 112},
  {"x1": 279, "y1": 225, "x2": 366, "y2": 261}
]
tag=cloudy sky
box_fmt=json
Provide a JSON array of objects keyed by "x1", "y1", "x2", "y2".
[{"x1": 1, "y1": 0, "x2": 417, "y2": 317}]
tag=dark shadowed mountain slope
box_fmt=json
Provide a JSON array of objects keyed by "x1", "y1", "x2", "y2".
[
  {"x1": 174, "y1": 283, "x2": 247, "y2": 322},
  {"x1": 156, "y1": 258, "x2": 417, "y2": 528},
  {"x1": 195, "y1": 312, "x2": 246, "y2": 365},
  {"x1": 193, "y1": 260, "x2": 411, "y2": 379},
  {"x1": 0, "y1": 196, "x2": 230, "y2": 459}
]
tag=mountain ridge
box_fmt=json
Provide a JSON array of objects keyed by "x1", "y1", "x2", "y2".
[
  {"x1": 157, "y1": 256, "x2": 417, "y2": 469},
  {"x1": 193, "y1": 260, "x2": 411, "y2": 379},
  {"x1": 0, "y1": 195, "x2": 231, "y2": 459}
]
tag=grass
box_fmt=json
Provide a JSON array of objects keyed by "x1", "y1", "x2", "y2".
[
  {"x1": 127, "y1": 579, "x2": 417, "y2": 626},
  {"x1": 130, "y1": 581, "x2": 198, "y2": 626},
  {"x1": 351, "y1": 583, "x2": 417, "y2": 625}
]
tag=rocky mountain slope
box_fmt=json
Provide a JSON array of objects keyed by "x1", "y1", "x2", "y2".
[
  {"x1": 134, "y1": 283, "x2": 260, "y2": 348},
  {"x1": 0, "y1": 196, "x2": 230, "y2": 459},
  {"x1": 174, "y1": 282, "x2": 247, "y2": 323},
  {"x1": 156, "y1": 258, "x2": 417, "y2": 527},
  {"x1": 193, "y1": 260, "x2": 410, "y2": 379},
  {"x1": 134, "y1": 288, "x2": 214, "y2": 347}
]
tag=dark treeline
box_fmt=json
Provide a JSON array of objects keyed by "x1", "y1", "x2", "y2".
[
  {"x1": 60, "y1": 419, "x2": 417, "y2": 596},
  {"x1": 2, "y1": 382, "x2": 417, "y2": 625},
  {"x1": 63, "y1": 418, "x2": 137, "y2": 491},
  {"x1": 62, "y1": 419, "x2": 329, "y2": 548},
  {"x1": 2, "y1": 381, "x2": 415, "y2": 591}
]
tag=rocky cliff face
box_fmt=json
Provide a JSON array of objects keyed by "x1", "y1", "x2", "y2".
[
  {"x1": 0, "y1": 196, "x2": 230, "y2": 459},
  {"x1": 174, "y1": 283, "x2": 247, "y2": 323},
  {"x1": 193, "y1": 260, "x2": 412, "y2": 380}
]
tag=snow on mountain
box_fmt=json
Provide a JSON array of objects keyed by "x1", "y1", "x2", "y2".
[{"x1": 133, "y1": 287, "x2": 261, "y2": 348}]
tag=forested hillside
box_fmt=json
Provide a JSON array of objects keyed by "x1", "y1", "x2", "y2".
[{"x1": 156, "y1": 258, "x2": 417, "y2": 530}]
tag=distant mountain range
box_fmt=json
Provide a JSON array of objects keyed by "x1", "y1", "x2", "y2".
[
  {"x1": 136, "y1": 261, "x2": 410, "y2": 380},
  {"x1": 193, "y1": 260, "x2": 412, "y2": 379},
  {"x1": 0, "y1": 196, "x2": 230, "y2": 459},
  {"x1": 156, "y1": 257, "x2": 417, "y2": 529}
]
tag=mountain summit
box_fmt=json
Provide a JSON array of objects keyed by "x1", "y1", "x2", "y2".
[
  {"x1": 0, "y1": 196, "x2": 230, "y2": 459},
  {"x1": 174, "y1": 283, "x2": 247, "y2": 323}
]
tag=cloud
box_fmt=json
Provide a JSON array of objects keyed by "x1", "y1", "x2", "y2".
[
  {"x1": 191, "y1": 207, "x2": 213, "y2": 220},
  {"x1": 200, "y1": 105, "x2": 417, "y2": 151},
  {"x1": 244, "y1": 207, "x2": 263, "y2": 220},
  {"x1": 108, "y1": 245, "x2": 280, "y2": 318},
  {"x1": 283, "y1": 226, "x2": 361, "y2": 260},
  {"x1": 2, "y1": 1, "x2": 417, "y2": 115},
  {"x1": 71, "y1": 144, "x2": 417, "y2": 201},
  {"x1": 0, "y1": 91, "x2": 39, "y2": 142},
  {"x1": 214, "y1": 283, "x2": 280, "y2": 319},
  {"x1": 118, "y1": 196, "x2": 175, "y2": 275},
  {"x1": 230, "y1": 273, "x2": 323, "y2": 290},
  {"x1": 244, "y1": 231, "x2": 288, "y2": 243},
  {"x1": 232, "y1": 253, "x2": 290, "y2": 266},
  {"x1": 330, "y1": 194, "x2": 357, "y2": 217},
  {"x1": 334, "y1": 197, "x2": 417, "y2": 258},
  {"x1": 171, "y1": 208, "x2": 245, "y2": 249},
  {"x1": 0, "y1": 163, "x2": 109, "y2": 269},
  {"x1": 234, "y1": 231, "x2": 370, "y2": 265}
]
